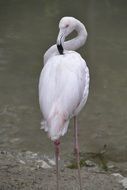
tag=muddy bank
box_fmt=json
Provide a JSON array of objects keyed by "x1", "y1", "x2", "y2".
[{"x1": 0, "y1": 150, "x2": 126, "y2": 190}]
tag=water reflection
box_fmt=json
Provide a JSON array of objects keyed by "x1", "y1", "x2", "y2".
[{"x1": 0, "y1": 0, "x2": 127, "y2": 162}]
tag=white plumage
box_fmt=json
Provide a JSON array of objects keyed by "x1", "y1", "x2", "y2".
[
  {"x1": 39, "y1": 51, "x2": 89, "y2": 140},
  {"x1": 39, "y1": 17, "x2": 89, "y2": 141},
  {"x1": 39, "y1": 16, "x2": 90, "y2": 190}
]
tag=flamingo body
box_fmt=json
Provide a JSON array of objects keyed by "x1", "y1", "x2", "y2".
[
  {"x1": 39, "y1": 51, "x2": 89, "y2": 140},
  {"x1": 39, "y1": 16, "x2": 89, "y2": 190}
]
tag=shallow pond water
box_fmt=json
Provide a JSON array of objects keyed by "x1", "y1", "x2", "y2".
[{"x1": 0, "y1": 0, "x2": 127, "y2": 163}]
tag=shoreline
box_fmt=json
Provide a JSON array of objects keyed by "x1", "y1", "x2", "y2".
[{"x1": 0, "y1": 150, "x2": 126, "y2": 190}]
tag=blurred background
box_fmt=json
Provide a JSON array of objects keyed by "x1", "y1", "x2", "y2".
[{"x1": 0, "y1": 0, "x2": 127, "y2": 162}]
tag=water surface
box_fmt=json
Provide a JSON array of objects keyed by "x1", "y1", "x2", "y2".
[{"x1": 0, "y1": 0, "x2": 127, "y2": 162}]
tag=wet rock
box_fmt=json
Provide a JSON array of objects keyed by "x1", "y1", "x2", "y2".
[{"x1": 85, "y1": 160, "x2": 96, "y2": 167}]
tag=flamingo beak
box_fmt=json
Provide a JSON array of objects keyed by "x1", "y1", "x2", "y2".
[{"x1": 57, "y1": 30, "x2": 65, "y2": 55}]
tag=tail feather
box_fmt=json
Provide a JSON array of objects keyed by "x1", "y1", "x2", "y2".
[
  {"x1": 40, "y1": 120, "x2": 48, "y2": 132},
  {"x1": 41, "y1": 114, "x2": 69, "y2": 141},
  {"x1": 61, "y1": 120, "x2": 69, "y2": 136},
  {"x1": 49, "y1": 114, "x2": 63, "y2": 141}
]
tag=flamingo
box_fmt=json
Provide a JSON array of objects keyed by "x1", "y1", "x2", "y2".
[{"x1": 39, "y1": 16, "x2": 89, "y2": 190}]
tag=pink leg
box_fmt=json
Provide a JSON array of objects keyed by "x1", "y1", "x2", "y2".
[
  {"x1": 74, "y1": 116, "x2": 82, "y2": 190},
  {"x1": 54, "y1": 139, "x2": 60, "y2": 190}
]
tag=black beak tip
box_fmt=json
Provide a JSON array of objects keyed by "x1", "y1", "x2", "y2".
[{"x1": 57, "y1": 44, "x2": 64, "y2": 55}]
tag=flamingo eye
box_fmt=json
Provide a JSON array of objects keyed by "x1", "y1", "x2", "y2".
[{"x1": 65, "y1": 24, "x2": 69, "y2": 28}]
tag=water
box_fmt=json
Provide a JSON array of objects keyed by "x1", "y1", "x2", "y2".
[{"x1": 0, "y1": 0, "x2": 127, "y2": 162}]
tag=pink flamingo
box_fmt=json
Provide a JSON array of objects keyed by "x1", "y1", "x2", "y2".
[{"x1": 39, "y1": 17, "x2": 89, "y2": 190}]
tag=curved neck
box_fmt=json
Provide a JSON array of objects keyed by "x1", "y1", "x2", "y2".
[
  {"x1": 44, "y1": 20, "x2": 87, "y2": 64},
  {"x1": 64, "y1": 21, "x2": 87, "y2": 51}
]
